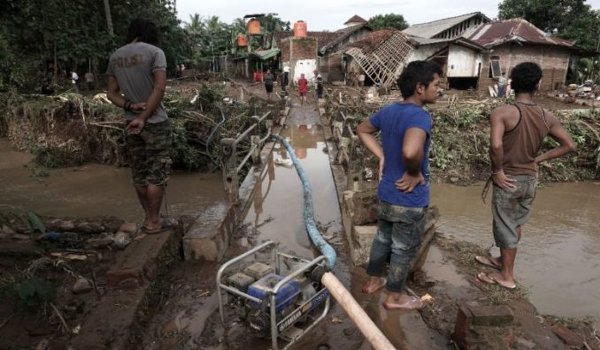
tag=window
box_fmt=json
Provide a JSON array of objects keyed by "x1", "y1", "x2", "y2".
[{"x1": 490, "y1": 57, "x2": 502, "y2": 78}]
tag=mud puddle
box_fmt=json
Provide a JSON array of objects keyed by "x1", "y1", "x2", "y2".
[{"x1": 431, "y1": 182, "x2": 600, "y2": 320}]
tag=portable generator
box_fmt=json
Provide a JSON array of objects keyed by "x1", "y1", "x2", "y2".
[{"x1": 217, "y1": 240, "x2": 330, "y2": 350}]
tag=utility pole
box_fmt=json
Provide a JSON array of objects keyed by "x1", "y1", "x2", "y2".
[{"x1": 103, "y1": 0, "x2": 114, "y2": 36}]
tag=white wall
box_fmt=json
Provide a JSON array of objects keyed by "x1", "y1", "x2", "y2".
[
  {"x1": 447, "y1": 45, "x2": 482, "y2": 78},
  {"x1": 293, "y1": 59, "x2": 317, "y2": 83},
  {"x1": 407, "y1": 44, "x2": 447, "y2": 62}
]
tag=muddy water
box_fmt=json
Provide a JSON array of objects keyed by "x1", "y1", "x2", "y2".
[
  {"x1": 432, "y1": 182, "x2": 600, "y2": 320},
  {"x1": 0, "y1": 139, "x2": 226, "y2": 222}
]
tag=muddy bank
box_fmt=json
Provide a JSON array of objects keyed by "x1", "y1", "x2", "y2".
[{"x1": 432, "y1": 182, "x2": 600, "y2": 321}]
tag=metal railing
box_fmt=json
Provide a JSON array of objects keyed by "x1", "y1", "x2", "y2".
[{"x1": 221, "y1": 111, "x2": 273, "y2": 204}]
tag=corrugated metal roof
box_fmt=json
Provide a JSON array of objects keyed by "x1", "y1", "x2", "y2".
[
  {"x1": 402, "y1": 12, "x2": 489, "y2": 39},
  {"x1": 463, "y1": 18, "x2": 576, "y2": 48},
  {"x1": 249, "y1": 48, "x2": 280, "y2": 60}
]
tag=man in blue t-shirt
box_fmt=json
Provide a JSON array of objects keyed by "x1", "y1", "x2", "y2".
[{"x1": 356, "y1": 61, "x2": 441, "y2": 310}]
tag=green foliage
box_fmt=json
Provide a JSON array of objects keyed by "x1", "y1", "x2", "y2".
[
  {"x1": 0, "y1": 0, "x2": 190, "y2": 91},
  {"x1": 260, "y1": 14, "x2": 291, "y2": 32},
  {"x1": 196, "y1": 83, "x2": 225, "y2": 112},
  {"x1": 171, "y1": 118, "x2": 203, "y2": 170},
  {"x1": 368, "y1": 13, "x2": 409, "y2": 30},
  {"x1": 1, "y1": 277, "x2": 57, "y2": 311},
  {"x1": 498, "y1": 0, "x2": 600, "y2": 51}
]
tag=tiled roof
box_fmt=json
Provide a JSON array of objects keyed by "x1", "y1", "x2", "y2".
[
  {"x1": 402, "y1": 12, "x2": 490, "y2": 39},
  {"x1": 406, "y1": 35, "x2": 487, "y2": 51},
  {"x1": 343, "y1": 29, "x2": 399, "y2": 54},
  {"x1": 344, "y1": 15, "x2": 368, "y2": 25},
  {"x1": 320, "y1": 23, "x2": 371, "y2": 54},
  {"x1": 463, "y1": 18, "x2": 576, "y2": 48}
]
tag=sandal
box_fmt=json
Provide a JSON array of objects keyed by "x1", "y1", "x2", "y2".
[
  {"x1": 475, "y1": 255, "x2": 502, "y2": 270},
  {"x1": 476, "y1": 272, "x2": 516, "y2": 290},
  {"x1": 141, "y1": 219, "x2": 174, "y2": 235}
]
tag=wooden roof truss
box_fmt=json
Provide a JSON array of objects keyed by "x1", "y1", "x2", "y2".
[{"x1": 345, "y1": 32, "x2": 414, "y2": 88}]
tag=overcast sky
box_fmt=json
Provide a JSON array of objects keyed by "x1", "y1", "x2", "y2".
[{"x1": 176, "y1": 0, "x2": 600, "y2": 31}]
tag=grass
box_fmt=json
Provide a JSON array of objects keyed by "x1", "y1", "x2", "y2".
[{"x1": 436, "y1": 237, "x2": 529, "y2": 304}]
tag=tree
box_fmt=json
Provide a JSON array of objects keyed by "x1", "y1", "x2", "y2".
[
  {"x1": 260, "y1": 14, "x2": 290, "y2": 32},
  {"x1": 498, "y1": 0, "x2": 600, "y2": 51},
  {"x1": 0, "y1": 0, "x2": 189, "y2": 91},
  {"x1": 368, "y1": 13, "x2": 409, "y2": 30}
]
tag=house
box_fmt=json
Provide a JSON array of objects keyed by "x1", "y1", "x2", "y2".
[
  {"x1": 463, "y1": 18, "x2": 586, "y2": 92},
  {"x1": 270, "y1": 16, "x2": 372, "y2": 82},
  {"x1": 406, "y1": 36, "x2": 488, "y2": 89},
  {"x1": 402, "y1": 12, "x2": 492, "y2": 89}
]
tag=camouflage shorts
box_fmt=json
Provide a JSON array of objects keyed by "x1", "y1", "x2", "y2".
[
  {"x1": 126, "y1": 121, "x2": 172, "y2": 187},
  {"x1": 492, "y1": 175, "x2": 537, "y2": 249}
]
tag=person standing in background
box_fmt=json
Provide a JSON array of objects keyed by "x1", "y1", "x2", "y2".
[
  {"x1": 298, "y1": 73, "x2": 308, "y2": 105},
  {"x1": 106, "y1": 18, "x2": 173, "y2": 234},
  {"x1": 84, "y1": 71, "x2": 95, "y2": 92},
  {"x1": 264, "y1": 69, "x2": 274, "y2": 100}
]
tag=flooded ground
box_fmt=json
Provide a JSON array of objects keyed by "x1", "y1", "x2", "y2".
[
  {"x1": 0, "y1": 139, "x2": 226, "y2": 223},
  {"x1": 1, "y1": 97, "x2": 599, "y2": 347},
  {"x1": 432, "y1": 182, "x2": 600, "y2": 320}
]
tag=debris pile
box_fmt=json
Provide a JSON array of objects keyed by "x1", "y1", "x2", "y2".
[
  {"x1": 323, "y1": 89, "x2": 600, "y2": 184},
  {"x1": 0, "y1": 81, "x2": 282, "y2": 171}
]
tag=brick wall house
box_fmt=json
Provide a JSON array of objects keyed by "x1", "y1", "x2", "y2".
[
  {"x1": 477, "y1": 44, "x2": 571, "y2": 92},
  {"x1": 464, "y1": 18, "x2": 583, "y2": 92}
]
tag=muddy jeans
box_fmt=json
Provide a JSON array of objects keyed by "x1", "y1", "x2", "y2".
[{"x1": 366, "y1": 201, "x2": 426, "y2": 292}]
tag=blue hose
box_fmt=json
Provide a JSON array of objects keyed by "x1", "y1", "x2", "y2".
[{"x1": 271, "y1": 135, "x2": 337, "y2": 269}]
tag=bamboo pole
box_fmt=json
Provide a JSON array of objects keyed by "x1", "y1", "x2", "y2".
[{"x1": 321, "y1": 272, "x2": 396, "y2": 350}]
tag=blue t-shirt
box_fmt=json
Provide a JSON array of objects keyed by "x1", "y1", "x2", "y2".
[{"x1": 370, "y1": 102, "x2": 431, "y2": 207}]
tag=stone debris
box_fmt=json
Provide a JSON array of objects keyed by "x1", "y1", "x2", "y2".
[
  {"x1": 72, "y1": 278, "x2": 93, "y2": 295},
  {"x1": 111, "y1": 232, "x2": 132, "y2": 250}
]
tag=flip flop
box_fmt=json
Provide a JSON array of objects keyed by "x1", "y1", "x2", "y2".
[
  {"x1": 141, "y1": 219, "x2": 174, "y2": 235},
  {"x1": 476, "y1": 272, "x2": 516, "y2": 290},
  {"x1": 475, "y1": 255, "x2": 502, "y2": 270},
  {"x1": 383, "y1": 296, "x2": 424, "y2": 310}
]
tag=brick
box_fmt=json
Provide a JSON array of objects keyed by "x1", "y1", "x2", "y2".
[
  {"x1": 551, "y1": 324, "x2": 584, "y2": 347},
  {"x1": 469, "y1": 305, "x2": 514, "y2": 327},
  {"x1": 106, "y1": 267, "x2": 143, "y2": 289},
  {"x1": 452, "y1": 305, "x2": 473, "y2": 349}
]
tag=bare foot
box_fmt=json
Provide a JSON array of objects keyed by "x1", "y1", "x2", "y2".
[
  {"x1": 361, "y1": 277, "x2": 386, "y2": 294},
  {"x1": 383, "y1": 293, "x2": 423, "y2": 310}
]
